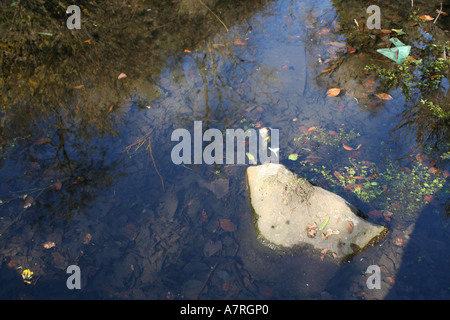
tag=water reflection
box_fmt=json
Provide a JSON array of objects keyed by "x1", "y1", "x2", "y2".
[{"x1": 0, "y1": 0, "x2": 449, "y2": 300}]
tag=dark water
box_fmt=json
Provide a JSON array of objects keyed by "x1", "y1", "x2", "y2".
[{"x1": 0, "y1": 0, "x2": 449, "y2": 299}]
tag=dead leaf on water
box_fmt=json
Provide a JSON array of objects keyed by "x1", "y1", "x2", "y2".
[
  {"x1": 219, "y1": 219, "x2": 235, "y2": 232},
  {"x1": 376, "y1": 93, "x2": 393, "y2": 100},
  {"x1": 343, "y1": 142, "x2": 361, "y2": 151},
  {"x1": 73, "y1": 84, "x2": 84, "y2": 89},
  {"x1": 82, "y1": 233, "x2": 92, "y2": 245},
  {"x1": 419, "y1": 15, "x2": 434, "y2": 21},
  {"x1": 118, "y1": 73, "x2": 127, "y2": 80},
  {"x1": 327, "y1": 88, "x2": 341, "y2": 97},
  {"x1": 233, "y1": 39, "x2": 245, "y2": 46},
  {"x1": 43, "y1": 241, "x2": 56, "y2": 249}
]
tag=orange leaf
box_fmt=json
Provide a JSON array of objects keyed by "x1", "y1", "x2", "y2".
[
  {"x1": 321, "y1": 68, "x2": 333, "y2": 74},
  {"x1": 219, "y1": 219, "x2": 235, "y2": 232},
  {"x1": 73, "y1": 84, "x2": 84, "y2": 89},
  {"x1": 419, "y1": 15, "x2": 434, "y2": 21},
  {"x1": 327, "y1": 88, "x2": 341, "y2": 97},
  {"x1": 187, "y1": 199, "x2": 194, "y2": 206},
  {"x1": 118, "y1": 73, "x2": 127, "y2": 80},
  {"x1": 307, "y1": 126, "x2": 316, "y2": 132},
  {"x1": 342, "y1": 143, "x2": 353, "y2": 150},
  {"x1": 184, "y1": 49, "x2": 191, "y2": 53},
  {"x1": 233, "y1": 39, "x2": 245, "y2": 46},
  {"x1": 376, "y1": 93, "x2": 393, "y2": 100}
]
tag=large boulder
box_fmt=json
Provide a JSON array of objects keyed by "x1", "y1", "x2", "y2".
[{"x1": 247, "y1": 163, "x2": 388, "y2": 261}]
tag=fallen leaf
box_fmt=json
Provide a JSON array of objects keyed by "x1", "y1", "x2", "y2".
[
  {"x1": 343, "y1": 143, "x2": 361, "y2": 151},
  {"x1": 288, "y1": 154, "x2": 299, "y2": 161},
  {"x1": 201, "y1": 209, "x2": 208, "y2": 223},
  {"x1": 363, "y1": 78, "x2": 376, "y2": 89},
  {"x1": 386, "y1": 276, "x2": 395, "y2": 285},
  {"x1": 23, "y1": 197, "x2": 34, "y2": 209},
  {"x1": 307, "y1": 126, "x2": 316, "y2": 132},
  {"x1": 54, "y1": 181, "x2": 62, "y2": 191},
  {"x1": 84, "y1": 39, "x2": 91, "y2": 44},
  {"x1": 346, "y1": 220, "x2": 354, "y2": 233},
  {"x1": 298, "y1": 126, "x2": 309, "y2": 133},
  {"x1": 376, "y1": 93, "x2": 393, "y2": 100},
  {"x1": 344, "y1": 184, "x2": 363, "y2": 192},
  {"x1": 118, "y1": 73, "x2": 127, "y2": 80},
  {"x1": 292, "y1": 118, "x2": 298, "y2": 121},
  {"x1": 327, "y1": 88, "x2": 341, "y2": 97},
  {"x1": 219, "y1": 218, "x2": 235, "y2": 232},
  {"x1": 187, "y1": 199, "x2": 194, "y2": 206},
  {"x1": 419, "y1": 15, "x2": 434, "y2": 21},
  {"x1": 73, "y1": 84, "x2": 84, "y2": 89},
  {"x1": 320, "y1": 249, "x2": 329, "y2": 261},
  {"x1": 368, "y1": 210, "x2": 383, "y2": 219},
  {"x1": 322, "y1": 229, "x2": 340, "y2": 240},
  {"x1": 436, "y1": 9, "x2": 448, "y2": 16},
  {"x1": 82, "y1": 233, "x2": 92, "y2": 245},
  {"x1": 254, "y1": 122, "x2": 262, "y2": 128},
  {"x1": 329, "y1": 130, "x2": 339, "y2": 136},
  {"x1": 43, "y1": 241, "x2": 55, "y2": 249},
  {"x1": 394, "y1": 237, "x2": 404, "y2": 246},
  {"x1": 321, "y1": 68, "x2": 333, "y2": 74},
  {"x1": 256, "y1": 106, "x2": 264, "y2": 112},
  {"x1": 425, "y1": 194, "x2": 434, "y2": 203},
  {"x1": 233, "y1": 39, "x2": 245, "y2": 46},
  {"x1": 428, "y1": 167, "x2": 439, "y2": 174},
  {"x1": 184, "y1": 49, "x2": 191, "y2": 53},
  {"x1": 35, "y1": 137, "x2": 51, "y2": 145},
  {"x1": 333, "y1": 171, "x2": 342, "y2": 180}
]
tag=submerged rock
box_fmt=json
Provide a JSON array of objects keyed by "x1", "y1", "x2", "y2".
[{"x1": 246, "y1": 163, "x2": 388, "y2": 261}]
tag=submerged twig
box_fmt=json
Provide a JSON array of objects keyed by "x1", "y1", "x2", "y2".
[
  {"x1": 198, "y1": 0, "x2": 229, "y2": 33},
  {"x1": 434, "y1": 1, "x2": 443, "y2": 25},
  {"x1": 146, "y1": 133, "x2": 165, "y2": 193}
]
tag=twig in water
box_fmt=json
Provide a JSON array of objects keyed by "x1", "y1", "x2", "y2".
[
  {"x1": 434, "y1": 1, "x2": 443, "y2": 24},
  {"x1": 198, "y1": 0, "x2": 228, "y2": 33},
  {"x1": 146, "y1": 133, "x2": 165, "y2": 193}
]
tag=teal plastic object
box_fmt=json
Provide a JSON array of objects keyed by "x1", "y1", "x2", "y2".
[{"x1": 377, "y1": 37, "x2": 411, "y2": 64}]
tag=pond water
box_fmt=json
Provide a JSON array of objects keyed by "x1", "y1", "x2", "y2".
[{"x1": 0, "y1": 0, "x2": 449, "y2": 299}]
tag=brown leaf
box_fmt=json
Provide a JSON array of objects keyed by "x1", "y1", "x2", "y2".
[
  {"x1": 346, "y1": 220, "x2": 354, "y2": 233},
  {"x1": 376, "y1": 93, "x2": 393, "y2": 100},
  {"x1": 342, "y1": 143, "x2": 361, "y2": 150},
  {"x1": 333, "y1": 171, "x2": 342, "y2": 180},
  {"x1": 344, "y1": 184, "x2": 363, "y2": 192},
  {"x1": 233, "y1": 39, "x2": 245, "y2": 46},
  {"x1": 43, "y1": 241, "x2": 56, "y2": 249},
  {"x1": 219, "y1": 219, "x2": 235, "y2": 232},
  {"x1": 35, "y1": 138, "x2": 51, "y2": 145},
  {"x1": 118, "y1": 73, "x2": 127, "y2": 80},
  {"x1": 419, "y1": 15, "x2": 434, "y2": 21},
  {"x1": 368, "y1": 210, "x2": 383, "y2": 219},
  {"x1": 394, "y1": 237, "x2": 404, "y2": 246},
  {"x1": 23, "y1": 196, "x2": 34, "y2": 209},
  {"x1": 327, "y1": 88, "x2": 341, "y2": 97},
  {"x1": 320, "y1": 249, "x2": 329, "y2": 261},
  {"x1": 54, "y1": 181, "x2": 62, "y2": 191},
  {"x1": 321, "y1": 68, "x2": 333, "y2": 74},
  {"x1": 82, "y1": 233, "x2": 92, "y2": 245},
  {"x1": 73, "y1": 84, "x2": 84, "y2": 89},
  {"x1": 201, "y1": 209, "x2": 208, "y2": 223},
  {"x1": 256, "y1": 106, "x2": 264, "y2": 112}
]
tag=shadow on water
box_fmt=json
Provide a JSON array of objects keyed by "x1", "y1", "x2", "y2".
[{"x1": 0, "y1": 0, "x2": 449, "y2": 299}]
